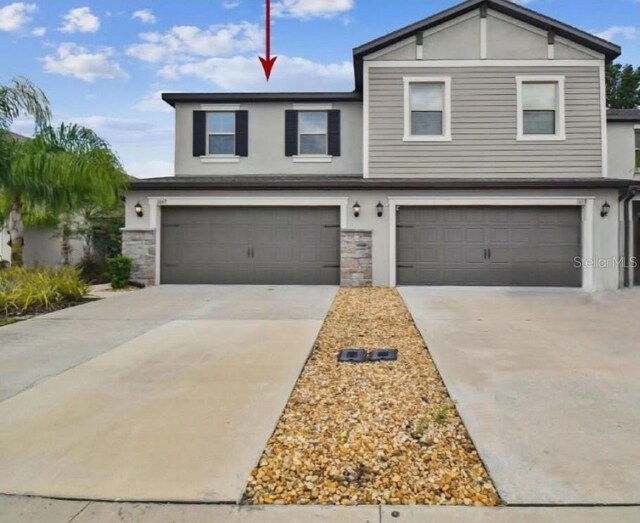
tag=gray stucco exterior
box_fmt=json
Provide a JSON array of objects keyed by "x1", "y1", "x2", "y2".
[
  {"x1": 174, "y1": 102, "x2": 362, "y2": 177},
  {"x1": 608, "y1": 122, "x2": 639, "y2": 179}
]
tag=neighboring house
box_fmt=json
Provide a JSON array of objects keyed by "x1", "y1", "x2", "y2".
[
  {"x1": 0, "y1": 131, "x2": 83, "y2": 267},
  {"x1": 125, "y1": 0, "x2": 640, "y2": 290}
]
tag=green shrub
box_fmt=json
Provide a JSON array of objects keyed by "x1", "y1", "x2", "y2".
[
  {"x1": 107, "y1": 255, "x2": 132, "y2": 289},
  {"x1": 0, "y1": 266, "x2": 89, "y2": 316}
]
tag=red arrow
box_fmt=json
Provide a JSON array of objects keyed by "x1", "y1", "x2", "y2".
[{"x1": 258, "y1": 0, "x2": 277, "y2": 80}]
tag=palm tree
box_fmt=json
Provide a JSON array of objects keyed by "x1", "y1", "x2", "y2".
[
  {"x1": 3, "y1": 123, "x2": 128, "y2": 265},
  {"x1": 0, "y1": 77, "x2": 51, "y2": 130},
  {"x1": 0, "y1": 77, "x2": 51, "y2": 265}
]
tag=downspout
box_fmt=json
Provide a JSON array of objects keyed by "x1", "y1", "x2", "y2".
[{"x1": 620, "y1": 186, "x2": 639, "y2": 287}]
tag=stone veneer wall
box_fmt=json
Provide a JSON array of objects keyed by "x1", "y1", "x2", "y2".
[
  {"x1": 340, "y1": 230, "x2": 373, "y2": 287},
  {"x1": 122, "y1": 229, "x2": 156, "y2": 286}
]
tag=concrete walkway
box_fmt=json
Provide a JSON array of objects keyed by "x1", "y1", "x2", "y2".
[
  {"x1": 400, "y1": 287, "x2": 640, "y2": 506},
  {"x1": 1, "y1": 495, "x2": 639, "y2": 523},
  {"x1": 0, "y1": 286, "x2": 336, "y2": 503}
]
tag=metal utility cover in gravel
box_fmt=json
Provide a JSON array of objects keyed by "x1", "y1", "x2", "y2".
[
  {"x1": 338, "y1": 348, "x2": 367, "y2": 363},
  {"x1": 369, "y1": 349, "x2": 398, "y2": 362},
  {"x1": 244, "y1": 288, "x2": 499, "y2": 506}
]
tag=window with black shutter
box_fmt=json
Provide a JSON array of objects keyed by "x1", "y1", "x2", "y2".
[
  {"x1": 194, "y1": 110, "x2": 249, "y2": 157},
  {"x1": 286, "y1": 109, "x2": 341, "y2": 157}
]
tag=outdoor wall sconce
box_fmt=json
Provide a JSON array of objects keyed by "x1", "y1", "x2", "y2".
[
  {"x1": 600, "y1": 201, "x2": 610, "y2": 218},
  {"x1": 353, "y1": 201, "x2": 361, "y2": 218},
  {"x1": 134, "y1": 202, "x2": 144, "y2": 218},
  {"x1": 376, "y1": 201, "x2": 384, "y2": 217}
]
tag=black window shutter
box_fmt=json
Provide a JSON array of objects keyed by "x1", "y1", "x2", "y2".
[
  {"x1": 328, "y1": 110, "x2": 341, "y2": 157},
  {"x1": 285, "y1": 110, "x2": 298, "y2": 156},
  {"x1": 235, "y1": 110, "x2": 249, "y2": 157},
  {"x1": 193, "y1": 111, "x2": 206, "y2": 157}
]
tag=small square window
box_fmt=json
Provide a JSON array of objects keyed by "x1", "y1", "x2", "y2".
[
  {"x1": 298, "y1": 111, "x2": 328, "y2": 155},
  {"x1": 207, "y1": 112, "x2": 235, "y2": 155}
]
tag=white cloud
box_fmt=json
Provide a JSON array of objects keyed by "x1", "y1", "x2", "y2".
[
  {"x1": 132, "y1": 90, "x2": 172, "y2": 112},
  {"x1": 594, "y1": 25, "x2": 638, "y2": 41},
  {"x1": 132, "y1": 9, "x2": 156, "y2": 24},
  {"x1": 60, "y1": 7, "x2": 100, "y2": 33},
  {"x1": 67, "y1": 115, "x2": 172, "y2": 141},
  {"x1": 272, "y1": 0, "x2": 353, "y2": 19},
  {"x1": 222, "y1": 0, "x2": 240, "y2": 8},
  {"x1": 0, "y1": 2, "x2": 36, "y2": 32},
  {"x1": 31, "y1": 26, "x2": 46, "y2": 36},
  {"x1": 158, "y1": 54, "x2": 353, "y2": 92},
  {"x1": 126, "y1": 22, "x2": 262, "y2": 63},
  {"x1": 124, "y1": 160, "x2": 173, "y2": 179},
  {"x1": 41, "y1": 43, "x2": 128, "y2": 82}
]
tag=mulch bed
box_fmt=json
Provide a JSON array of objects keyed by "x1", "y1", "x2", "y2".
[{"x1": 243, "y1": 288, "x2": 499, "y2": 506}]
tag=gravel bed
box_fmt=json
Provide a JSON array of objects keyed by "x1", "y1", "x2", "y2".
[{"x1": 244, "y1": 288, "x2": 499, "y2": 506}]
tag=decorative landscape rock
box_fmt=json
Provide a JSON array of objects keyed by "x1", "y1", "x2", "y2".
[{"x1": 243, "y1": 288, "x2": 499, "y2": 506}]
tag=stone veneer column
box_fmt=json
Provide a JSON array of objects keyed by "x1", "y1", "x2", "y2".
[
  {"x1": 340, "y1": 229, "x2": 373, "y2": 287},
  {"x1": 122, "y1": 229, "x2": 156, "y2": 287}
]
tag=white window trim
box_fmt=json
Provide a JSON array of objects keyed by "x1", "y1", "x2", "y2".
[
  {"x1": 200, "y1": 104, "x2": 240, "y2": 111},
  {"x1": 635, "y1": 125, "x2": 640, "y2": 173},
  {"x1": 292, "y1": 103, "x2": 333, "y2": 110},
  {"x1": 292, "y1": 155, "x2": 333, "y2": 163},
  {"x1": 206, "y1": 111, "x2": 237, "y2": 157},
  {"x1": 200, "y1": 156, "x2": 240, "y2": 164},
  {"x1": 403, "y1": 76, "x2": 452, "y2": 142},
  {"x1": 147, "y1": 196, "x2": 350, "y2": 285},
  {"x1": 387, "y1": 196, "x2": 595, "y2": 291},
  {"x1": 297, "y1": 110, "x2": 329, "y2": 156},
  {"x1": 516, "y1": 75, "x2": 566, "y2": 141}
]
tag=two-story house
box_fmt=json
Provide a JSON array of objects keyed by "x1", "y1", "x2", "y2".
[{"x1": 125, "y1": 0, "x2": 640, "y2": 290}]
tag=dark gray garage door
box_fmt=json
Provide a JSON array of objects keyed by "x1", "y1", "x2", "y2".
[
  {"x1": 397, "y1": 206, "x2": 582, "y2": 287},
  {"x1": 161, "y1": 206, "x2": 340, "y2": 284}
]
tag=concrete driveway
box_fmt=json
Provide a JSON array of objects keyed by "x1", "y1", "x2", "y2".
[
  {"x1": 400, "y1": 287, "x2": 640, "y2": 506},
  {"x1": 0, "y1": 286, "x2": 336, "y2": 503}
]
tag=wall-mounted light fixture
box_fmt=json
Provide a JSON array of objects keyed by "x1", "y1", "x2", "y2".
[
  {"x1": 376, "y1": 201, "x2": 384, "y2": 217},
  {"x1": 600, "y1": 201, "x2": 610, "y2": 218},
  {"x1": 134, "y1": 201, "x2": 144, "y2": 218},
  {"x1": 353, "y1": 201, "x2": 361, "y2": 218}
]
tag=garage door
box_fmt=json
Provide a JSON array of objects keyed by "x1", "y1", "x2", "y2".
[
  {"x1": 161, "y1": 206, "x2": 340, "y2": 284},
  {"x1": 397, "y1": 206, "x2": 582, "y2": 287}
]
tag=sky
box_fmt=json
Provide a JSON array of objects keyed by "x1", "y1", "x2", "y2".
[{"x1": 1, "y1": 0, "x2": 639, "y2": 178}]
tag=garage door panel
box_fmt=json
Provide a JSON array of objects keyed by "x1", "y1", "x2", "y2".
[
  {"x1": 444, "y1": 228, "x2": 465, "y2": 242},
  {"x1": 465, "y1": 227, "x2": 485, "y2": 242},
  {"x1": 161, "y1": 206, "x2": 340, "y2": 285},
  {"x1": 397, "y1": 206, "x2": 581, "y2": 287}
]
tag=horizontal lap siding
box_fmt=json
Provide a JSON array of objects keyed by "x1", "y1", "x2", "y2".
[{"x1": 368, "y1": 66, "x2": 603, "y2": 177}]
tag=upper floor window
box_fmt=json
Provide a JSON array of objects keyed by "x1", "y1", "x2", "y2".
[
  {"x1": 285, "y1": 109, "x2": 341, "y2": 161},
  {"x1": 298, "y1": 111, "x2": 328, "y2": 155},
  {"x1": 207, "y1": 112, "x2": 235, "y2": 155},
  {"x1": 516, "y1": 76, "x2": 565, "y2": 141},
  {"x1": 403, "y1": 77, "x2": 452, "y2": 142},
  {"x1": 635, "y1": 128, "x2": 640, "y2": 171}
]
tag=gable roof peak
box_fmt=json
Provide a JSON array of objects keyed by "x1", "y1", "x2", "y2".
[{"x1": 352, "y1": 0, "x2": 621, "y2": 91}]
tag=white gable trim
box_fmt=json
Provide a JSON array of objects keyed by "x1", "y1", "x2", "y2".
[
  {"x1": 364, "y1": 37, "x2": 414, "y2": 61},
  {"x1": 488, "y1": 10, "x2": 548, "y2": 39},
  {"x1": 555, "y1": 34, "x2": 605, "y2": 60},
  {"x1": 365, "y1": 59, "x2": 602, "y2": 68},
  {"x1": 422, "y1": 9, "x2": 479, "y2": 39}
]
